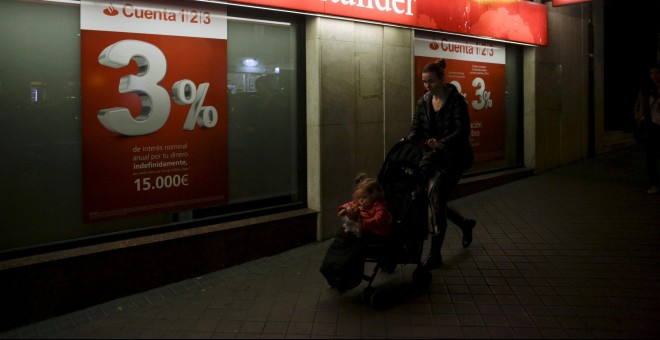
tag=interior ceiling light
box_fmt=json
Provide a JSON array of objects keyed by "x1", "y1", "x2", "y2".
[{"x1": 242, "y1": 58, "x2": 258, "y2": 67}]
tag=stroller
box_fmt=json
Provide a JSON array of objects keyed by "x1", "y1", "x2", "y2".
[{"x1": 320, "y1": 138, "x2": 432, "y2": 308}]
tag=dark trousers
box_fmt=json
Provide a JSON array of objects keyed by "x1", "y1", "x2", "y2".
[
  {"x1": 644, "y1": 123, "x2": 660, "y2": 187},
  {"x1": 428, "y1": 169, "x2": 464, "y2": 255}
]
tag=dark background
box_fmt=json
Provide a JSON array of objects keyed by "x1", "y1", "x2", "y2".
[{"x1": 603, "y1": 0, "x2": 660, "y2": 131}]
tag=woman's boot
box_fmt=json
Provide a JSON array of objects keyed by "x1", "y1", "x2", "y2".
[
  {"x1": 447, "y1": 206, "x2": 476, "y2": 248},
  {"x1": 460, "y1": 219, "x2": 476, "y2": 248}
]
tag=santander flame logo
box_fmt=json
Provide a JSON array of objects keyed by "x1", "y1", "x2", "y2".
[{"x1": 103, "y1": 4, "x2": 119, "y2": 16}]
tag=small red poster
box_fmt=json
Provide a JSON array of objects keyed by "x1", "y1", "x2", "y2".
[
  {"x1": 80, "y1": 0, "x2": 228, "y2": 221},
  {"x1": 415, "y1": 33, "x2": 507, "y2": 165}
]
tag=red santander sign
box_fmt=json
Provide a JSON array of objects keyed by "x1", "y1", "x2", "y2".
[
  {"x1": 553, "y1": 0, "x2": 591, "y2": 6},
  {"x1": 226, "y1": 0, "x2": 548, "y2": 46}
]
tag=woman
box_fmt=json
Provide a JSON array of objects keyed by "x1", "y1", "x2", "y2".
[
  {"x1": 634, "y1": 63, "x2": 660, "y2": 194},
  {"x1": 407, "y1": 59, "x2": 475, "y2": 269}
]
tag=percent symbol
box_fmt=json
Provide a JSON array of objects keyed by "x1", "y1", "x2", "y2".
[
  {"x1": 483, "y1": 91, "x2": 493, "y2": 108},
  {"x1": 171, "y1": 79, "x2": 218, "y2": 130}
]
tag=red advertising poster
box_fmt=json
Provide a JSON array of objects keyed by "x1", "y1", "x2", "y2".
[
  {"x1": 227, "y1": 0, "x2": 547, "y2": 46},
  {"x1": 415, "y1": 33, "x2": 506, "y2": 165},
  {"x1": 80, "y1": 0, "x2": 228, "y2": 222}
]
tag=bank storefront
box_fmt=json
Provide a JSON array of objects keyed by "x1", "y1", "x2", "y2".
[{"x1": 3, "y1": 0, "x2": 589, "y2": 331}]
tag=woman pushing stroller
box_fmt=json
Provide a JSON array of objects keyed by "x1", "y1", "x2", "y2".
[{"x1": 407, "y1": 58, "x2": 476, "y2": 270}]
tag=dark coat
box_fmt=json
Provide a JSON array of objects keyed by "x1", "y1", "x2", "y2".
[
  {"x1": 407, "y1": 83, "x2": 474, "y2": 175},
  {"x1": 634, "y1": 85, "x2": 660, "y2": 143}
]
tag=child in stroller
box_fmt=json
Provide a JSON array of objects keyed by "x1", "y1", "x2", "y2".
[
  {"x1": 320, "y1": 174, "x2": 396, "y2": 293},
  {"x1": 337, "y1": 174, "x2": 392, "y2": 238},
  {"x1": 320, "y1": 140, "x2": 433, "y2": 308},
  {"x1": 338, "y1": 174, "x2": 398, "y2": 271}
]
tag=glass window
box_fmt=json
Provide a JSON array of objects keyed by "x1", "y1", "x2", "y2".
[
  {"x1": 0, "y1": 0, "x2": 305, "y2": 255},
  {"x1": 203, "y1": 7, "x2": 305, "y2": 214}
]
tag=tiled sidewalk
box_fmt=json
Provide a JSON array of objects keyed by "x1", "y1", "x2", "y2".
[{"x1": 2, "y1": 143, "x2": 660, "y2": 339}]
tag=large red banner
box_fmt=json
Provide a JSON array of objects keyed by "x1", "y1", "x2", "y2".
[
  {"x1": 81, "y1": 1, "x2": 228, "y2": 222},
  {"x1": 227, "y1": 0, "x2": 548, "y2": 46}
]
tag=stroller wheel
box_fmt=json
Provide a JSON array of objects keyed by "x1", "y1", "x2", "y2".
[
  {"x1": 369, "y1": 288, "x2": 388, "y2": 310},
  {"x1": 361, "y1": 286, "x2": 388, "y2": 309},
  {"x1": 412, "y1": 267, "x2": 432, "y2": 291}
]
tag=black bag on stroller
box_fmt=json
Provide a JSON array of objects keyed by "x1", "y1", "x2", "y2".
[{"x1": 319, "y1": 229, "x2": 365, "y2": 291}]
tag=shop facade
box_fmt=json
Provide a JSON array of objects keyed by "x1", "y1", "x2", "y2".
[{"x1": 0, "y1": 0, "x2": 603, "y2": 331}]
